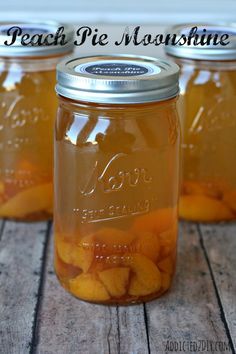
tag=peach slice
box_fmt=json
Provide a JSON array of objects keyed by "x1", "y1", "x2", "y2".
[
  {"x1": 94, "y1": 227, "x2": 136, "y2": 254},
  {"x1": 69, "y1": 273, "x2": 110, "y2": 301},
  {"x1": 157, "y1": 257, "x2": 174, "y2": 274},
  {"x1": 55, "y1": 236, "x2": 73, "y2": 265},
  {"x1": 179, "y1": 195, "x2": 234, "y2": 222},
  {"x1": 182, "y1": 180, "x2": 223, "y2": 199},
  {"x1": 223, "y1": 190, "x2": 236, "y2": 213},
  {"x1": 56, "y1": 234, "x2": 94, "y2": 273},
  {"x1": 161, "y1": 272, "x2": 171, "y2": 292},
  {"x1": 14, "y1": 160, "x2": 44, "y2": 187},
  {"x1": 158, "y1": 222, "x2": 178, "y2": 259},
  {"x1": 98, "y1": 267, "x2": 130, "y2": 297},
  {"x1": 16, "y1": 159, "x2": 39, "y2": 174},
  {"x1": 132, "y1": 207, "x2": 177, "y2": 236},
  {"x1": 183, "y1": 180, "x2": 232, "y2": 199},
  {"x1": 133, "y1": 232, "x2": 160, "y2": 262},
  {"x1": 182, "y1": 181, "x2": 206, "y2": 196},
  {"x1": 123, "y1": 254, "x2": 161, "y2": 296},
  {"x1": 90, "y1": 253, "x2": 123, "y2": 273},
  {"x1": 54, "y1": 253, "x2": 81, "y2": 279},
  {"x1": 0, "y1": 181, "x2": 4, "y2": 194},
  {"x1": 0, "y1": 183, "x2": 53, "y2": 218}
]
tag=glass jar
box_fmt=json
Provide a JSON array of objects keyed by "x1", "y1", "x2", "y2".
[
  {"x1": 54, "y1": 55, "x2": 180, "y2": 304},
  {"x1": 166, "y1": 24, "x2": 236, "y2": 222},
  {"x1": 0, "y1": 21, "x2": 74, "y2": 220}
]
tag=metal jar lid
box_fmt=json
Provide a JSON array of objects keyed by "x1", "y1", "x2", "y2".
[
  {"x1": 56, "y1": 55, "x2": 179, "y2": 104},
  {"x1": 0, "y1": 21, "x2": 74, "y2": 57},
  {"x1": 165, "y1": 23, "x2": 236, "y2": 61}
]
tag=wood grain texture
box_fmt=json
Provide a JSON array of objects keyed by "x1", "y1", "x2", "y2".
[
  {"x1": 0, "y1": 221, "x2": 48, "y2": 354},
  {"x1": 117, "y1": 305, "x2": 149, "y2": 354},
  {"x1": 35, "y1": 228, "x2": 149, "y2": 354},
  {"x1": 199, "y1": 223, "x2": 236, "y2": 352},
  {"x1": 146, "y1": 223, "x2": 234, "y2": 354}
]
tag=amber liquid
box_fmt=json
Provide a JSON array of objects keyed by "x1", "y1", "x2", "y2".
[
  {"x1": 54, "y1": 97, "x2": 180, "y2": 304},
  {"x1": 0, "y1": 58, "x2": 57, "y2": 220},
  {"x1": 177, "y1": 59, "x2": 236, "y2": 222}
]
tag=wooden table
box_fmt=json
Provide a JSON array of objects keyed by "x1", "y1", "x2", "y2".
[{"x1": 0, "y1": 220, "x2": 235, "y2": 354}]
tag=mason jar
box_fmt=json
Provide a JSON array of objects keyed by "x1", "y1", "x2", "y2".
[
  {"x1": 166, "y1": 24, "x2": 236, "y2": 222},
  {"x1": 54, "y1": 55, "x2": 180, "y2": 304},
  {"x1": 0, "y1": 21, "x2": 74, "y2": 220}
]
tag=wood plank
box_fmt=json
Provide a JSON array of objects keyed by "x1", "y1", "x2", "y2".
[
  {"x1": 146, "y1": 223, "x2": 234, "y2": 354},
  {"x1": 118, "y1": 305, "x2": 149, "y2": 354},
  {"x1": 0, "y1": 221, "x2": 48, "y2": 354},
  {"x1": 35, "y1": 228, "x2": 149, "y2": 354},
  {"x1": 117, "y1": 304, "x2": 149, "y2": 354},
  {"x1": 199, "y1": 223, "x2": 236, "y2": 352}
]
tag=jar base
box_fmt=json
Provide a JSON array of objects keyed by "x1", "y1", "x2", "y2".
[{"x1": 56, "y1": 272, "x2": 173, "y2": 306}]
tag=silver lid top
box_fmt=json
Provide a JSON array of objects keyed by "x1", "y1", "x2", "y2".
[
  {"x1": 165, "y1": 23, "x2": 236, "y2": 61},
  {"x1": 56, "y1": 55, "x2": 179, "y2": 104},
  {"x1": 0, "y1": 21, "x2": 74, "y2": 57}
]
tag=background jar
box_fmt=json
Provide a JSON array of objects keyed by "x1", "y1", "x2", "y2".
[
  {"x1": 54, "y1": 55, "x2": 180, "y2": 304},
  {"x1": 166, "y1": 24, "x2": 236, "y2": 222},
  {"x1": 0, "y1": 21, "x2": 74, "y2": 220}
]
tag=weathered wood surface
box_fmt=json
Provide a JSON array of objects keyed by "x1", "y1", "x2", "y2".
[
  {"x1": 199, "y1": 223, "x2": 236, "y2": 351},
  {"x1": 0, "y1": 221, "x2": 49, "y2": 354},
  {"x1": 0, "y1": 221, "x2": 235, "y2": 354},
  {"x1": 147, "y1": 223, "x2": 235, "y2": 354}
]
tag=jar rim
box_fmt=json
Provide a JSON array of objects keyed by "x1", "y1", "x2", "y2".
[
  {"x1": 165, "y1": 23, "x2": 236, "y2": 61},
  {"x1": 56, "y1": 54, "x2": 180, "y2": 104},
  {"x1": 0, "y1": 20, "x2": 74, "y2": 57}
]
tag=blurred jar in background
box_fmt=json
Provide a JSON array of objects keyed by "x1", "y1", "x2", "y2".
[
  {"x1": 54, "y1": 55, "x2": 180, "y2": 304},
  {"x1": 0, "y1": 21, "x2": 74, "y2": 220},
  {"x1": 166, "y1": 24, "x2": 236, "y2": 222}
]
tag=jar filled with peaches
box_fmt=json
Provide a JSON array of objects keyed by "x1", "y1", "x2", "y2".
[
  {"x1": 0, "y1": 21, "x2": 74, "y2": 220},
  {"x1": 54, "y1": 55, "x2": 180, "y2": 304},
  {"x1": 166, "y1": 24, "x2": 236, "y2": 222}
]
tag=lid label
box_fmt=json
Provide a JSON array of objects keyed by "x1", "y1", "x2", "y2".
[{"x1": 75, "y1": 60, "x2": 161, "y2": 77}]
